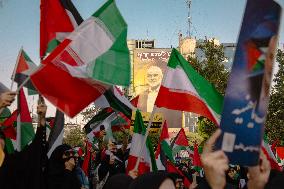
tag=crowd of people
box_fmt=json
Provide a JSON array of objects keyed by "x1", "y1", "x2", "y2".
[{"x1": 1, "y1": 90, "x2": 284, "y2": 189}]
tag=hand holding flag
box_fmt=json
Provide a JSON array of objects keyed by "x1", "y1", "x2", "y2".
[
  {"x1": 201, "y1": 129, "x2": 229, "y2": 189},
  {"x1": 0, "y1": 91, "x2": 16, "y2": 109},
  {"x1": 37, "y1": 97, "x2": 47, "y2": 127}
]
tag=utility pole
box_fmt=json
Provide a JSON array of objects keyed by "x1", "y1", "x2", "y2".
[{"x1": 186, "y1": 0, "x2": 192, "y2": 37}]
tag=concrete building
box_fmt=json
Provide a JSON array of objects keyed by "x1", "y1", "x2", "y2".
[
  {"x1": 222, "y1": 43, "x2": 237, "y2": 70},
  {"x1": 178, "y1": 33, "x2": 196, "y2": 60}
]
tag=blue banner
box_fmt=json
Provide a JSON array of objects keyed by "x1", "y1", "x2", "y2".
[{"x1": 216, "y1": 0, "x2": 282, "y2": 166}]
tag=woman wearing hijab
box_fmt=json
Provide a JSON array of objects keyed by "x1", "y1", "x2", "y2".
[
  {"x1": 47, "y1": 144, "x2": 82, "y2": 189},
  {"x1": 128, "y1": 171, "x2": 176, "y2": 189},
  {"x1": 0, "y1": 91, "x2": 47, "y2": 189}
]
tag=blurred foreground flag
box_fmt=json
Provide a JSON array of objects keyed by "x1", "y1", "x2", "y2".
[
  {"x1": 40, "y1": 0, "x2": 83, "y2": 58},
  {"x1": 216, "y1": 0, "x2": 282, "y2": 166},
  {"x1": 31, "y1": 0, "x2": 130, "y2": 117}
]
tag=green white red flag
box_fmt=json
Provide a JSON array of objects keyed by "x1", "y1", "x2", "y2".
[
  {"x1": 127, "y1": 110, "x2": 157, "y2": 175},
  {"x1": 31, "y1": 0, "x2": 130, "y2": 117},
  {"x1": 155, "y1": 48, "x2": 223, "y2": 125},
  {"x1": 155, "y1": 121, "x2": 174, "y2": 170}
]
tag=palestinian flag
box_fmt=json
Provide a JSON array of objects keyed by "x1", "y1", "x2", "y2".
[
  {"x1": 0, "y1": 110, "x2": 17, "y2": 140},
  {"x1": 12, "y1": 49, "x2": 37, "y2": 93},
  {"x1": 84, "y1": 108, "x2": 116, "y2": 143},
  {"x1": 167, "y1": 160, "x2": 191, "y2": 188},
  {"x1": 111, "y1": 112, "x2": 131, "y2": 132},
  {"x1": 40, "y1": 0, "x2": 83, "y2": 58},
  {"x1": 31, "y1": 0, "x2": 130, "y2": 117},
  {"x1": 246, "y1": 40, "x2": 266, "y2": 72},
  {"x1": 126, "y1": 110, "x2": 157, "y2": 175},
  {"x1": 94, "y1": 86, "x2": 134, "y2": 119},
  {"x1": 47, "y1": 110, "x2": 65, "y2": 158},
  {"x1": 155, "y1": 48, "x2": 223, "y2": 125},
  {"x1": 193, "y1": 143, "x2": 202, "y2": 171},
  {"x1": 171, "y1": 128, "x2": 189, "y2": 157},
  {"x1": 46, "y1": 116, "x2": 55, "y2": 140},
  {"x1": 155, "y1": 121, "x2": 174, "y2": 170},
  {"x1": 16, "y1": 89, "x2": 35, "y2": 151},
  {"x1": 276, "y1": 147, "x2": 284, "y2": 164},
  {"x1": 82, "y1": 141, "x2": 93, "y2": 176},
  {"x1": 0, "y1": 110, "x2": 17, "y2": 154},
  {"x1": 261, "y1": 135, "x2": 280, "y2": 170}
]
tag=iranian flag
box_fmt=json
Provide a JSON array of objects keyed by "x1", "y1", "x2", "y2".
[
  {"x1": 171, "y1": 128, "x2": 189, "y2": 157},
  {"x1": 40, "y1": 0, "x2": 83, "y2": 58},
  {"x1": 155, "y1": 121, "x2": 174, "y2": 170},
  {"x1": 31, "y1": 0, "x2": 130, "y2": 117},
  {"x1": 155, "y1": 48, "x2": 223, "y2": 125},
  {"x1": 127, "y1": 110, "x2": 157, "y2": 175}
]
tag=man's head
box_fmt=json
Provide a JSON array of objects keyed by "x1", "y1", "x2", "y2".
[{"x1": 146, "y1": 66, "x2": 163, "y2": 89}]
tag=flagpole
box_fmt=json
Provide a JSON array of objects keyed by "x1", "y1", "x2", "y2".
[
  {"x1": 15, "y1": 76, "x2": 30, "y2": 94},
  {"x1": 10, "y1": 47, "x2": 23, "y2": 90},
  {"x1": 16, "y1": 86, "x2": 21, "y2": 151},
  {"x1": 134, "y1": 106, "x2": 157, "y2": 171}
]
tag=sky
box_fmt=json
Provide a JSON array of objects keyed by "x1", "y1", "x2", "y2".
[{"x1": 0, "y1": 0, "x2": 284, "y2": 120}]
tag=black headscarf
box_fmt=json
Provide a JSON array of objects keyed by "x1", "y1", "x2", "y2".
[
  {"x1": 128, "y1": 171, "x2": 175, "y2": 189},
  {"x1": 103, "y1": 173, "x2": 133, "y2": 189},
  {"x1": 48, "y1": 144, "x2": 72, "y2": 176},
  {"x1": 47, "y1": 144, "x2": 81, "y2": 189}
]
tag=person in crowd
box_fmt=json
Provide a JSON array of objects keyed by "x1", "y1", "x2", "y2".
[
  {"x1": 128, "y1": 171, "x2": 177, "y2": 189},
  {"x1": 0, "y1": 90, "x2": 47, "y2": 189},
  {"x1": 200, "y1": 129, "x2": 284, "y2": 189},
  {"x1": 97, "y1": 143, "x2": 125, "y2": 187},
  {"x1": 103, "y1": 173, "x2": 133, "y2": 189},
  {"x1": 47, "y1": 144, "x2": 82, "y2": 189},
  {"x1": 0, "y1": 91, "x2": 16, "y2": 110}
]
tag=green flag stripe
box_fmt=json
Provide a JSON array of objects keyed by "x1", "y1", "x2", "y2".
[
  {"x1": 22, "y1": 50, "x2": 34, "y2": 63},
  {"x1": 92, "y1": 29, "x2": 130, "y2": 86},
  {"x1": 20, "y1": 122, "x2": 35, "y2": 150},
  {"x1": 161, "y1": 140, "x2": 174, "y2": 163},
  {"x1": 92, "y1": 0, "x2": 127, "y2": 39},
  {"x1": 133, "y1": 110, "x2": 146, "y2": 134},
  {"x1": 168, "y1": 48, "x2": 223, "y2": 114},
  {"x1": 147, "y1": 137, "x2": 157, "y2": 172},
  {"x1": 46, "y1": 39, "x2": 60, "y2": 55}
]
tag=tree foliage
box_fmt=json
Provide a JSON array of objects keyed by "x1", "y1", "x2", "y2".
[
  {"x1": 265, "y1": 49, "x2": 284, "y2": 143},
  {"x1": 188, "y1": 39, "x2": 229, "y2": 139},
  {"x1": 63, "y1": 127, "x2": 86, "y2": 147},
  {"x1": 81, "y1": 105, "x2": 101, "y2": 122}
]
